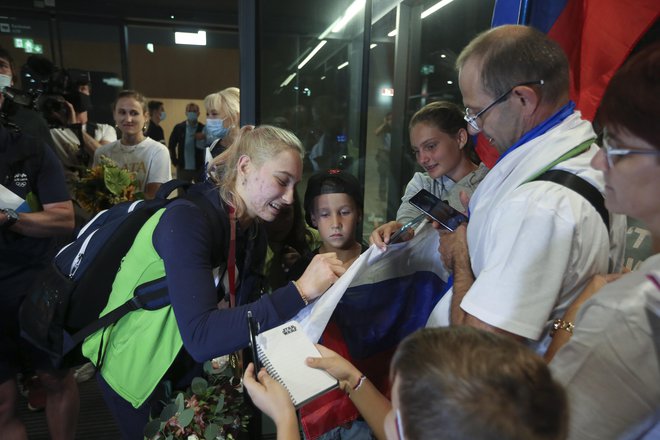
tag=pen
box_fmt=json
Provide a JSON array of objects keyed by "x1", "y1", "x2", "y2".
[
  {"x1": 389, "y1": 213, "x2": 426, "y2": 244},
  {"x1": 247, "y1": 311, "x2": 261, "y2": 377}
]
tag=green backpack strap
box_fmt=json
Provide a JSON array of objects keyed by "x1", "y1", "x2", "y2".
[{"x1": 522, "y1": 138, "x2": 609, "y2": 230}]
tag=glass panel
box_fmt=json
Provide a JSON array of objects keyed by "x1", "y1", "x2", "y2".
[
  {"x1": 363, "y1": 0, "x2": 495, "y2": 238},
  {"x1": 260, "y1": 0, "x2": 366, "y2": 187}
]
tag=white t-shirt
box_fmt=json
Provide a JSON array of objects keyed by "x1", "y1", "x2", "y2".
[
  {"x1": 550, "y1": 254, "x2": 660, "y2": 440},
  {"x1": 93, "y1": 137, "x2": 171, "y2": 192},
  {"x1": 427, "y1": 112, "x2": 626, "y2": 354},
  {"x1": 85, "y1": 122, "x2": 117, "y2": 144}
]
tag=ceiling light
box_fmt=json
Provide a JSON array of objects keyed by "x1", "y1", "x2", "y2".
[
  {"x1": 421, "y1": 0, "x2": 455, "y2": 19},
  {"x1": 332, "y1": 0, "x2": 366, "y2": 33},
  {"x1": 174, "y1": 30, "x2": 206, "y2": 46},
  {"x1": 298, "y1": 40, "x2": 327, "y2": 70},
  {"x1": 370, "y1": 43, "x2": 377, "y2": 49},
  {"x1": 280, "y1": 73, "x2": 297, "y2": 87},
  {"x1": 337, "y1": 61, "x2": 349, "y2": 70},
  {"x1": 388, "y1": 0, "x2": 456, "y2": 38},
  {"x1": 146, "y1": 43, "x2": 154, "y2": 53}
]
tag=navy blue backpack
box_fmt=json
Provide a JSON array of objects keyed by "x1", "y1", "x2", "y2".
[{"x1": 20, "y1": 180, "x2": 222, "y2": 367}]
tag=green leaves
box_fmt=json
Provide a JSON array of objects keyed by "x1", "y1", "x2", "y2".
[
  {"x1": 147, "y1": 363, "x2": 252, "y2": 439},
  {"x1": 103, "y1": 164, "x2": 133, "y2": 196},
  {"x1": 191, "y1": 377, "x2": 209, "y2": 395}
]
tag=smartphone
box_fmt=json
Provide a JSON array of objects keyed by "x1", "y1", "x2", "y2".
[
  {"x1": 247, "y1": 311, "x2": 261, "y2": 377},
  {"x1": 408, "y1": 189, "x2": 468, "y2": 231}
]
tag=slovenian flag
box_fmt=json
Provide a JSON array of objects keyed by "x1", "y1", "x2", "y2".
[
  {"x1": 492, "y1": 0, "x2": 659, "y2": 121},
  {"x1": 295, "y1": 223, "x2": 450, "y2": 439}
]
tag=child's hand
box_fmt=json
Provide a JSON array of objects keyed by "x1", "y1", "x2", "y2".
[
  {"x1": 243, "y1": 363, "x2": 295, "y2": 424},
  {"x1": 370, "y1": 221, "x2": 407, "y2": 250}
]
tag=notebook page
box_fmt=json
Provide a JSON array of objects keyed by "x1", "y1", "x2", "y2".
[{"x1": 256, "y1": 320, "x2": 337, "y2": 407}]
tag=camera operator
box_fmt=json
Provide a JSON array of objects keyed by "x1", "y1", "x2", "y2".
[
  {"x1": 66, "y1": 72, "x2": 117, "y2": 152},
  {"x1": 0, "y1": 47, "x2": 55, "y2": 151}
]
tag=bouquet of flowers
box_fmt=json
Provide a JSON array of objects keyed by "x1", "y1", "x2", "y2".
[
  {"x1": 144, "y1": 359, "x2": 252, "y2": 440},
  {"x1": 74, "y1": 156, "x2": 142, "y2": 214}
]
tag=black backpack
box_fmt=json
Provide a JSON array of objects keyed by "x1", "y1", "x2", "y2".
[{"x1": 19, "y1": 180, "x2": 223, "y2": 368}]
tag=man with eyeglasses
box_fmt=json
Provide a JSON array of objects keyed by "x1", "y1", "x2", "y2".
[{"x1": 429, "y1": 25, "x2": 627, "y2": 356}]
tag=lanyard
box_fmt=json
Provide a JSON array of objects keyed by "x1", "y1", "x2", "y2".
[
  {"x1": 523, "y1": 137, "x2": 595, "y2": 183},
  {"x1": 497, "y1": 101, "x2": 577, "y2": 164},
  {"x1": 228, "y1": 205, "x2": 236, "y2": 308}
]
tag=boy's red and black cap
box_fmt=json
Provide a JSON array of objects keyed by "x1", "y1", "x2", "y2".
[{"x1": 303, "y1": 169, "x2": 363, "y2": 228}]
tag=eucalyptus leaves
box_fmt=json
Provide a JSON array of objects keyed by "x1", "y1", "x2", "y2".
[{"x1": 144, "y1": 361, "x2": 251, "y2": 440}]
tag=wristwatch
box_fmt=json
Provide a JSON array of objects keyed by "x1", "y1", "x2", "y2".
[{"x1": 0, "y1": 208, "x2": 19, "y2": 228}]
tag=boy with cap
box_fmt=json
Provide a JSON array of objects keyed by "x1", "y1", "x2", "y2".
[{"x1": 293, "y1": 169, "x2": 373, "y2": 439}]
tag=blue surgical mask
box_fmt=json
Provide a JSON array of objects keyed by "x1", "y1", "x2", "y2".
[
  {"x1": 186, "y1": 111, "x2": 198, "y2": 122},
  {"x1": 0, "y1": 74, "x2": 11, "y2": 91},
  {"x1": 205, "y1": 118, "x2": 230, "y2": 144},
  {"x1": 159, "y1": 111, "x2": 167, "y2": 121}
]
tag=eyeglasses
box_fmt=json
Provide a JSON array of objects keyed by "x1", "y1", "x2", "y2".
[
  {"x1": 464, "y1": 80, "x2": 545, "y2": 132},
  {"x1": 602, "y1": 132, "x2": 660, "y2": 168},
  {"x1": 395, "y1": 409, "x2": 406, "y2": 440}
]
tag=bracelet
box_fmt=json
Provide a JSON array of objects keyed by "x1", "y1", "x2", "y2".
[
  {"x1": 550, "y1": 318, "x2": 574, "y2": 337},
  {"x1": 347, "y1": 375, "x2": 366, "y2": 396},
  {"x1": 292, "y1": 280, "x2": 309, "y2": 306}
]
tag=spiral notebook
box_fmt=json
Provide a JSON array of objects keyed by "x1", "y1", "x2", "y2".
[{"x1": 256, "y1": 320, "x2": 338, "y2": 408}]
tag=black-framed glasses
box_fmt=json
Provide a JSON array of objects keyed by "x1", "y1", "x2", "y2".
[
  {"x1": 602, "y1": 132, "x2": 660, "y2": 168},
  {"x1": 464, "y1": 80, "x2": 544, "y2": 132}
]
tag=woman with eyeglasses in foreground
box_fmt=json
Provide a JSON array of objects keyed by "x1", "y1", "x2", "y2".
[
  {"x1": 244, "y1": 326, "x2": 567, "y2": 440},
  {"x1": 546, "y1": 43, "x2": 660, "y2": 440}
]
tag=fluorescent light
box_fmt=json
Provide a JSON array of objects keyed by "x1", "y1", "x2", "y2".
[
  {"x1": 370, "y1": 43, "x2": 377, "y2": 49},
  {"x1": 146, "y1": 43, "x2": 154, "y2": 53},
  {"x1": 447, "y1": 80, "x2": 453, "y2": 84},
  {"x1": 440, "y1": 54, "x2": 446, "y2": 58},
  {"x1": 421, "y1": 0, "x2": 455, "y2": 19},
  {"x1": 387, "y1": 0, "x2": 456, "y2": 38},
  {"x1": 298, "y1": 40, "x2": 327, "y2": 70},
  {"x1": 332, "y1": 0, "x2": 366, "y2": 32},
  {"x1": 320, "y1": 75, "x2": 326, "y2": 80},
  {"x1": 337, "y1": 61, "x2": 349, "y2": 70},
  {"x1": 174, "y1": 30, "x2": 206, "y2": 46},
  {"x1": 280, "y1": 73, "x2": 297, "y2": 87}
]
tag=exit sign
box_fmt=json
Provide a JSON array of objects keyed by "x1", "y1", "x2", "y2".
[{"x1": 13, "y1": 38, "x2": 43, "y2": 54}]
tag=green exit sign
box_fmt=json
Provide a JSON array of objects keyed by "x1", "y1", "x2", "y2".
[
  {"x1": 421, "y1": 64, "x2": 435, "y2": 75},
  {"x1": 13, "y1": 38, "x2": 43, "y2": 54}
]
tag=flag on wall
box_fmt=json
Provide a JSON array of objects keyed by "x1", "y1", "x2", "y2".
[
  {"x1": 294, "y1": 224, "x2": 450, "y2": 439},
  {"x1": 492, "y1": 0, "x2": 660, "y2": 121}
]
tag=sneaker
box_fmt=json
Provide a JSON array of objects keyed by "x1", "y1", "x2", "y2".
[
  {"x1": 26, "y1": 376, "x2": 46, "y2": 412},
  {"x1": 73, "y1": 362, "x2": 96, "y2": 383}
]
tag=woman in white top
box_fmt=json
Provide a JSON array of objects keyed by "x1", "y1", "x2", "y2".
[
  {"x1": 93, "y1": 90, "x2": 171, "y2": 199},
  {"x1": 371, "y1": 101, "x2": 488, "y2": 247},
  {"x1": 546, "y1": 43, "x2": 660, "y2": 440}
]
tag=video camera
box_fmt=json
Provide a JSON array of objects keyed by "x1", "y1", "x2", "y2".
[{"x1": 1, "y1": 55, "x2": 89, "y2": 118}]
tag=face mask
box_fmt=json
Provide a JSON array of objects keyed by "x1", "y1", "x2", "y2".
[
  {"x1": 159, "y1": 111, "x2": 167, "y2": 121},
  {"x1": 205, "y1": 118, "x2": 230, "y2": 143},
  {"x1": 186, "y1": 111, "x2": 198, "y2": 122},
  {"x1": 0, "y1": 74, "x2": 12, "y2": 91}
]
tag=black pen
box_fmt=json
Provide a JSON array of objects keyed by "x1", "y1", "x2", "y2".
[{"x1": 247, "y1": 311, "x2": 261, "y2": 377}]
